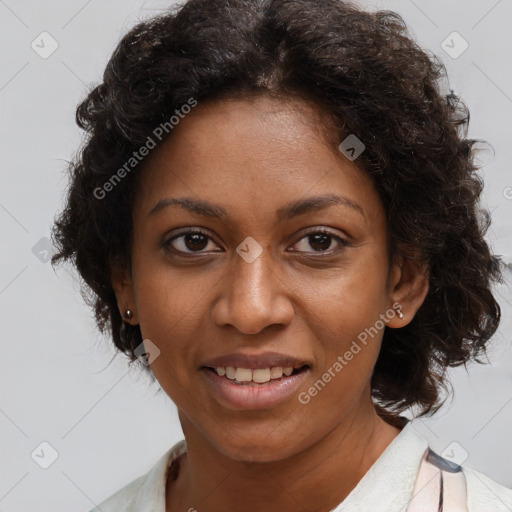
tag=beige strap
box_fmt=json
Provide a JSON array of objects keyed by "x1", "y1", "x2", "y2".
[
  {"x1": 442, "y1": 470, "x2": 468, "y2": 512},
  {"x1": 406, "y1": 448, "x2": 468, "y2": 512}
]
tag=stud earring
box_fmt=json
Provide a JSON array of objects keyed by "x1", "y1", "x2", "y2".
[{"x1": 124, "y1": 309, "x2": 133, "y2": 321}]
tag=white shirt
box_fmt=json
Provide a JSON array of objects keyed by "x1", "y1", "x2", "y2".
[{"x1": 89, "y1": 422, "x2": 512, "y2": 511}]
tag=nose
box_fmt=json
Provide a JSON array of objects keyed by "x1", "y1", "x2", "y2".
[{"x1": 211, "y1": 245, "x2": 295, "y2": 335}]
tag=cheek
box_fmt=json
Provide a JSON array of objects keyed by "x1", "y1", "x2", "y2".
[
  {"x1": 300, "y1": 291, "x2": 385, "y2": 419},
  {"x1": 297, "y1": 255, "x2": 389, "y2": 342},
  {"x1": 136, "y1": 280, "x2": 209, "y2": 355},
  {"x1": 130, "y1": 254, "x2": 215, "y2": 379},
  {"x1": 132, "y1": 235, "x2": 214, "y2": 329},
  {"x1": 293, "y1": 251, "x2": 389, "y2": 387}
]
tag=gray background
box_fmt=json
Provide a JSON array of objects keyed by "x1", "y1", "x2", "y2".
[{"x1": 0, "y1": 0, "x2": 511, "y2": 511}]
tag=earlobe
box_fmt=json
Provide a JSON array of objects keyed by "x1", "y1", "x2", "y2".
[
  {"x1": 111, "y1": 266, "x2": 138, "y2": 325},
  {"x1": 387, "y1": 252, "x2": 429, "y2": 328}
]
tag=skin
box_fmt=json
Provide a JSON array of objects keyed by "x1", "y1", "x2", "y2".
[{"x1": 112, "y1": 94, "x2": 429, "y2": 512}]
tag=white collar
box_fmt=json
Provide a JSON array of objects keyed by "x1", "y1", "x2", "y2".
[
  {"x1": 332, "y1": 421, "x2": 428, "y2": 511},
  {"x1": 130, "y1": 438, "x2": 187, "y2": 512}
]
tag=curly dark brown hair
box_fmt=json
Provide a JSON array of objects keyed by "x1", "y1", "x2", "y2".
[{"x1": 51, "y1": 0, "x2": 503, "y2": 419}]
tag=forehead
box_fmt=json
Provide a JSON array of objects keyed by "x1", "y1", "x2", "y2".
[
  {"x1": 150, "y1": 95, "x2": 339, "y2": 167},
  {"x1": 134, "y1": 95, "x2": 383, "y2": 227}
]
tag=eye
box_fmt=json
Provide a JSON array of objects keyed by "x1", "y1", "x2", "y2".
[
  {"x1": 163, "y1": 228, "x2": 222, "y2": 254},
  {"x1": 290, "y1": 229, "x2": 349, "y2": 254}
]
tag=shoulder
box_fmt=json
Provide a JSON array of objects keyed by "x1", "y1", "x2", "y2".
[
  {"x1": 463, "y1": 465, "x2": 512, "y2": 512},
  {"x1": 88, "y1": 440, "x2": 187, "y2": 512},
  {"x1": 403, "y1": 421, "x2": 512, "y2": 512}
]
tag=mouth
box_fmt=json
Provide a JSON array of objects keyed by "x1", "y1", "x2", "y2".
[{"x1": 200, "y1": 364, "x2": 311, "y2": 410}]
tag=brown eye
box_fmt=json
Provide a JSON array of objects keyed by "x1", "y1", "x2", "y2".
[
  {"x1": 290, "y1": 229, "x2": 348, "y2": 254},
  {"x1": 184, "y1": 233, "x2": 209, "y2": 251},
  {"x1": 164, "y1": 229, "x2": 221, "y2": 254},
  {"x1": 307, "y1": 233, "x2": 332, "y2": 252}
]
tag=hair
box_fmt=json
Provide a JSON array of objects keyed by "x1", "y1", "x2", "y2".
[{"x1": 51, "y1": 0, "x2": 503, "y2": 419}]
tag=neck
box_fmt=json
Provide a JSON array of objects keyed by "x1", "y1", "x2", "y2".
[{"x1": 166, "y1": 401, "x2": 402, "y2": 512}]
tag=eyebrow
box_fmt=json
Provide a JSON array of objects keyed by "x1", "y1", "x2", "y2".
[{"x1": 148, "y1": 194, "x2": 364, "y2": 220}]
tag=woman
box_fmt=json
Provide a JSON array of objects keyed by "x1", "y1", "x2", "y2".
[{"x1": 51, "y1": 0, "x2": 512, "y2": 510}]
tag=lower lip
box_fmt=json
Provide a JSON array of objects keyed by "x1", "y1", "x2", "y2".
[{"x1": 201, "y1": 367, "x2": 310, "y2": 410}]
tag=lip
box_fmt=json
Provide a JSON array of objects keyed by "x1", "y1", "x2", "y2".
[
  {"x1": 201, "y1": 366, "x2": 311, "y2": 410},
  {"x1": 200, "y1": 351, "x2": 310, "y2": 370}
]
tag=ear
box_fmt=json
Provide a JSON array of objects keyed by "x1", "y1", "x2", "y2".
[
  {"x1": 111, "y1": 265, "x2": 138, "y2": 325},
  {"x1": 386, "y1": 251, "x2": 429, "y2": 328}
]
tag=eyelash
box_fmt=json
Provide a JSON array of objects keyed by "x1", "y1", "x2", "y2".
[{"x1": 162, "y1": 227, "x2": 349, "y2": 256}]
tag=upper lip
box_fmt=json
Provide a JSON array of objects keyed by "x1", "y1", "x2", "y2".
[{"x1": 201, "y1": 351, "x2": 311, "y2": 370}]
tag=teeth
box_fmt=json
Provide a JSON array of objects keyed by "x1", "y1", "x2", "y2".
[
  {"x1": 252, "y1": 368, "x2": 271, "y2": 383},
  {"x1": 214, "y1": 366, "x2": 302, "y2": 383},
  {"x1": 270, "y1": 367, "x2": 283, "y2": 379},
  {"x1": 235, "y1": 368, "x2": 252, "y2": 382}
]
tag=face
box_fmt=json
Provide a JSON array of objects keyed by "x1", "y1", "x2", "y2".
[{"x1": 114, "y1": 95, "x2": 415, "y2": 462}]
